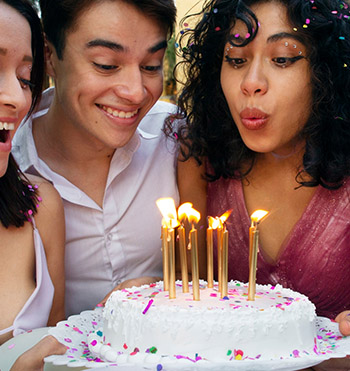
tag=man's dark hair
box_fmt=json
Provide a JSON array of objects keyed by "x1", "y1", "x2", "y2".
[{"x1": 39, "y1": 0, "x2": 176, "y2": 59}]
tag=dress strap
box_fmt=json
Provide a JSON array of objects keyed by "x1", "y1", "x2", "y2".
[
  {"x1": 0, "y1": 324, "x2": 14, "y2": 336},
  {"x1": 29, "y1": 215, "x2": 37, "y2": 229}
]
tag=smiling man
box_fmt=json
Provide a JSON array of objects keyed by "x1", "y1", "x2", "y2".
[{"x1": 12, "y1": 0, "x2": 178, "y2": 317}]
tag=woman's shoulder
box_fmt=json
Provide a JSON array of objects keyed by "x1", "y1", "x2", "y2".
[
  {"x1": 25, "y1": 174, "x2": 64, "y2": 243},
  {"x1": 25, "y1": 174, "x2": 62, "y2": 206}
]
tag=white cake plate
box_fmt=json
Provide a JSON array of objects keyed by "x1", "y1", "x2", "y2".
[{"x1": 45, "y1": 308, "x2": 350, "y2": 371}]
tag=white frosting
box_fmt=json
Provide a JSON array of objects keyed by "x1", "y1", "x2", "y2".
[{"x1": 97, "y1": 280, "x2": 318, "y2": 362}]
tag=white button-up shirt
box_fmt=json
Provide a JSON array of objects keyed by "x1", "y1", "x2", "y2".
[{"x1": 13, "y1": 88, "x2": 179, "y2": 316}]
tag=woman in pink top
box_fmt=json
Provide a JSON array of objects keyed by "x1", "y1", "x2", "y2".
[
  {"x1": 169, "y1": 0, "x2": 350, "y2": 368},
  {"x1": 0, "y1": 0, "x2": 65, "y2": 348}
]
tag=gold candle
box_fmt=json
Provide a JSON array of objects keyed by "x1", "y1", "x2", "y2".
[
  {"x1": 221, "y1": 228, "x2": 228, "y2": 298},
  {"x1": 161, "y1": 224, "x2": 169, "y2": 291},
  {"x1": 178, "y1": 224, "x2": 189, "y2": 293},
  {"x1": 217, "y1": 224, "x2": 223, "y2": 292},
  {"x1": 185, "y1": 206, "x2": 201, "y2": 301},
  {"x1": 248, "y1": 225, "x2": 258, "y2": 300},
  {"x1": 248, "y1": 210, "x2": 268, "y2": 301},
  {"x1": 168, "y1": 226, "x2": 176, "y2": 299},
  {"x1": 156, "y1": 198, "x2": 179, "y2": 296},
  {"x1": 206, "y1": 223, "x2": 214, "y2": 288},
  {"x1": 190, "y1": 227, "x2": 200, "y2": 301}
]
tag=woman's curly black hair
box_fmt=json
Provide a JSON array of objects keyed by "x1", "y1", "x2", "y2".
[{"x1": 167, "y1": 0, "x2": 350, "y2": 189}]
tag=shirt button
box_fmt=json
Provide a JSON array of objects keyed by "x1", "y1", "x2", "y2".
[{"x1": 107, "y1": 233, "x2": 113, "y2": 241}]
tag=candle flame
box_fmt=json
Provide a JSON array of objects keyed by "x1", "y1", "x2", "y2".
[
  {"x1": 178, "y1": 202, "x2": 193, "y2": 222},
  {"x1": 208, "y1": 216, "x2": 220, "y2": 229},
  {"x1": 208, "y1": 209, "x2": 232, "y2": 229},
  {"x1": 184, "y1": 206, "x2": 201, "y2": 225},
  {"x1": 250, "y1": 209, "x2": 268, "y2": 223},
  {"x1": 156, "y1": 198, "x2": 179, "y2": 228},
  {"x1": 219, "y1": 209, "x2": 232, "y2": 224}
]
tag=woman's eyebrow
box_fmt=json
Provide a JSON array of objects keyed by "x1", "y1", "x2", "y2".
[{"x1": 267, "y1": 31, "x2": 305, "y2": 44}]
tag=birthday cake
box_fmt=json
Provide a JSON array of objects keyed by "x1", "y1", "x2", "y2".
[{"x1": 89, "y1": 280, "x2": 319, "y2": 362}]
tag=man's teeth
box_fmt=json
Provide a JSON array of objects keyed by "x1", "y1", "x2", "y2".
[
  {"x1": 101, "y1": 105, "x2": 138, "y2": 119},
  {"x1": 0, "y1": 122, "x2": 15, "y2": 130}
]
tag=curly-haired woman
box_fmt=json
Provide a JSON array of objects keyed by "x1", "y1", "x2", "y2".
[{"x1": 171, "y1": 2, "x2": 350, "y2": 368}]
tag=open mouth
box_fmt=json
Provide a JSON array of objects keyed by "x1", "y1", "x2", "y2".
[{"x1": 0, "y1": 123, "x2": 14, "y2": 143}]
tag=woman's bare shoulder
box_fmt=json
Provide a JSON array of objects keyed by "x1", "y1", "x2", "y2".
[
  {"x1": 24, "y1": 174, "x2": 62, "y2": 206},
  {"x1": 24, "y1": 174, "x2": 64, "y2": 235}
]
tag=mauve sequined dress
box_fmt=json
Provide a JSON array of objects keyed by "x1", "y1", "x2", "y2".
[{"x1": 207, "y1": 177, "x2": 350, "y2": 319}]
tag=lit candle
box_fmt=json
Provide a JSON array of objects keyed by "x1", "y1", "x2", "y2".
[
  {"x1": 156, "y1": 198, "x2": 179, "y2": 297},
  {"x1": 187, "y1": 207, "x2": 201, "y2": 301},
  {"x1": 168, "y1": 224, "x2": 176, "y2": 299},
  {"x1": 161, "y1": 222, "x2": 169, "y2": 291},
  {"x1": 178, "y1": 203, "x2": 193, "y2": 294},
  {"x1": 248, "y1": 209, "x2": 268, "y2": 301},
  {"x1": 215, "y1": 210, "x2": 232, "y2": 293},
  {"x1": 221, "y1": 227, "x2": 229, "y2": 298},
  {"x1": 217, "y1": 223, "x2": 223, "y2": 292},
  {"x1": 206, "y1": 216, "x2": 215, "y2": 288}
]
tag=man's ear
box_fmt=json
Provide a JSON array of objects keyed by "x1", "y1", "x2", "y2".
[{"x1": 45, "y1": 38, "x2": 57, "y2": 79}]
